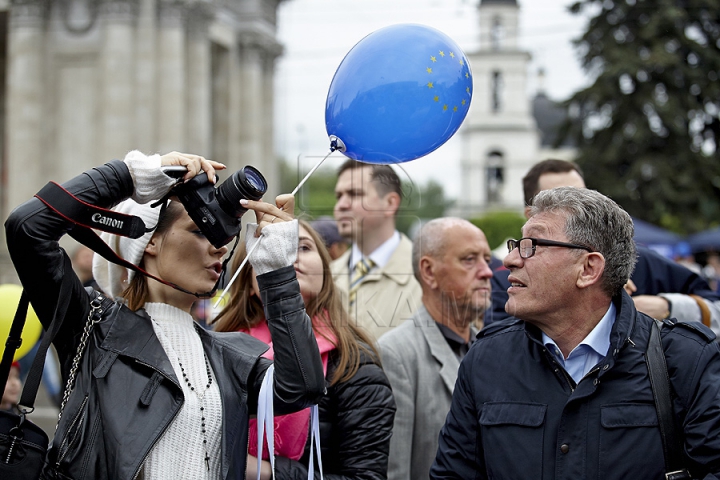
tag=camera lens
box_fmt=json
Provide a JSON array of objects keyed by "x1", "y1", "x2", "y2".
[
  {"x1": 244, "y1": 168, "x2": 266, "y2": 191},
  {"x1": 216, "y1": 166, "x2": 268, "y2": 218}
]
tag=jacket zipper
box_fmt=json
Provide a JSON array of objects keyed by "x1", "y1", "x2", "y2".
[
  {"x1": 543, "y1": 348, "x2": 576, "y2": 393},
  {"x1": 131, "y1": 359, "x2": 183, "y2": 480},
  {"x1": 582, "y1": 366, "x2": 601, "y2": 382},
  {"x1": 56, "y1": 395, "x2": 89, "y2": 467}
]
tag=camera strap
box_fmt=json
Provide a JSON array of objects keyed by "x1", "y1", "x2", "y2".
[
  {"x1": 35, "y1": 182, "x2": 235, "y2": 299},
  {"x1": 36, "y1": 181, "x2": 155, "y2": 238}
]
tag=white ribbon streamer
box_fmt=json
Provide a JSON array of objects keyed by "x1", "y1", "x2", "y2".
[
  {"x1": 257, "y1": 364, "x2": 276, "y2": 480},
  {"x1": 256, "y1": 364, "x2": 323, "y2": 479}
]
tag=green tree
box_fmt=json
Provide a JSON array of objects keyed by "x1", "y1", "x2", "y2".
[
  {"x1": 559, "y1": 0, "x2": 720, "y2": 234},
  {"x1": 396, "y1": 180, "x2": 454, "y2": 235},
  {"x1": 469, "y1": 211, "x2": 526, "y2": 251}
]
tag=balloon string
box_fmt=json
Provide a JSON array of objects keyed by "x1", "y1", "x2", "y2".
[
  {"x1": 213, "y1": 238, "x2": 262, "y2": 310},
  {"x1": 291, "y1": 151, "x2": 331, "y2": 196},
  {"x1": 214, "y1": 151, "x2": 331, "y2": 310}
]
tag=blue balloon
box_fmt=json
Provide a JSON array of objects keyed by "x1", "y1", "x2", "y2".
[{"x1": 325, "y1": 24, "x2": 473, "y2": 164}]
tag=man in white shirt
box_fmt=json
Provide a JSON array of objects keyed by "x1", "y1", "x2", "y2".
[{"x1": 331, "y1": 160, "x2": 422, "y2": 341}]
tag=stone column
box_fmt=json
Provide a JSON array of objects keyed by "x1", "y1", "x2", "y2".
[
  {"x1": 99, "y1": 0, "x2": 137, "y2": 160},
  {"x1": 156, "y1": 0, "x2": 185, "y2": 153},
  {"x1": 2, "y1": 0, "x2": 47, "y2": 282},
  {"x1": 134, "y1": 0, "x2": 156, "y2": 153},
  {"x1": 235, "y1": 32, "x2": 265, "y2": 173},
  {"x1": 210, "y1": 42, "x2": 230, "y2": 165},
  {"x1": 185, "y1": 4, "x2": 212, "y2": 156},
  {"x1": 260, "y1": 40, "x2": 282, "y2": 197},
  {"x1": 5, "y1": 0, "x2": 46, "y2": 213}
]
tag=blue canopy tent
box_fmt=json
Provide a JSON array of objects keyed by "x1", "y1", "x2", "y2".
[
  {"x1": 687, "y1": 227, "x2": 720, "y2": 254},
  {"x1": 632, "y1": 217, "x2": 682, "y2": 258}
]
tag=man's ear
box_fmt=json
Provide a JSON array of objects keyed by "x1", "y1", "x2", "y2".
[
  {"x1": 577, "y1": 252, "x2": 605, "y2": 289},
  {"x1": 523, "y1": 205, "x2": 532, "y2": 219},
  {"x1": 384, "y1": 191, "x2": 401, "y2": 217},
  {"x1": 419, "y1": 256, "x2": 438, "y2": 290}
]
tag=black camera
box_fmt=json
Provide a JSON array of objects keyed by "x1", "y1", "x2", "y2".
[{"x1": 162, "y1": 165, "x2": 267, "y2": 248}]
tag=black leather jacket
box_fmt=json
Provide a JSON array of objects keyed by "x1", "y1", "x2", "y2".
[
  {"x1": 274, "y1": 349, "x2": 396, "y2": 479},
  {"x1": 5, "y1": 160, "x2": 325, "y2": 480}
]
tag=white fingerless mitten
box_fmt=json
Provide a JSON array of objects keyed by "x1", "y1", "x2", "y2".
[
  {"x1": 123, "y1": 150, "x2": 178, "y2": 204},
  {"x1": 245, "y1": 220, "x2": 299, "y2": 275}
]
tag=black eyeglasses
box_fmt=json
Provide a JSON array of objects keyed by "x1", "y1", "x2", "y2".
[{"x1": 507, "y1": 237, "x2": 593, "y2": 259}]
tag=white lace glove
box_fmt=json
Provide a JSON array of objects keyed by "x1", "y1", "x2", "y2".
[
  {"x1": 245, "y1": 220, "x2": 299, "y2": 275},
  {"x1": 123, "y1": 150, "x2": 178, "y2": 204}
]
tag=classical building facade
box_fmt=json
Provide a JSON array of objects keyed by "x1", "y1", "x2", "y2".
[
  {"x1": 0, "y1": 0, "x2": 285, "y2": 282},
  {"x1": 456, "y1": 0, "x2": 575, "y2": 217}
]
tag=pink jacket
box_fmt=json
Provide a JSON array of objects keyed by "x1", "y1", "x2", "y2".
[{"x1": 246, "y1": 315, "x2": 336, "y2": 460}]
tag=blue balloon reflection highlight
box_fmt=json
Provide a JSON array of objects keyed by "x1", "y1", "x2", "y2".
[{"x1": 325, "y1": 24, "x2": 473, "y2": 164}]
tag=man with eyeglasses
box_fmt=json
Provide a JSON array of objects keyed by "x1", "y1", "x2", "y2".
[
  {"x1": 431, "y1": 187, "x2": 720, "y2": 480},
  {"x1": 488, "y1": 159, "x2": 720, "y2": 335}
]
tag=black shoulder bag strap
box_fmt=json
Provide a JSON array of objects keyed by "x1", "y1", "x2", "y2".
[
  {"x1": 645, "y1": 320, "x2": 692, "y2": 480},
  {"x1": 1, "y1": 255, "x2": 112, "y2": 411},
  {"x1": 0, "y1": 292, "x2": 31, "y2": 398},
  {"x1": 1, "y1": 256, "x2": 74, "y2": 411}
]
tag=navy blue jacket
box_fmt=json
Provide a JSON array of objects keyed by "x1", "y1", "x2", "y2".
[
  {"x1": 431, "y1": 291, "x2": 720, "y2": 479},
  {"x1": 489, "y1": 245, "x2": 720, "y2": 325}
]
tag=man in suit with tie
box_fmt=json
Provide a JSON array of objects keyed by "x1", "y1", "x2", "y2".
[
  {"x1": 378, "y1": 217, "x2": 493, "y2": 480},
  {"x1": 331, "y1": 160, "x2": 422, "y2": 341}
]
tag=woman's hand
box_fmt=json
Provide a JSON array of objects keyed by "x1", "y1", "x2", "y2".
[
  {"x1": 241, "y1": 194, "x2": 295, "y2": 236},
  {"x1": 160, "y1": 152, "x2": 225, "y2": 184}
]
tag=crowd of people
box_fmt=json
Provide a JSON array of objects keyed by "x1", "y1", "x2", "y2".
[{"x1": 2, "y1": 152, "x2": 720, "y2": 479}]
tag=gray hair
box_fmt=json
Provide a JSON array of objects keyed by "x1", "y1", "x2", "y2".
[
  {"x1": 412, "y1": 217, "x2": 473, "y2": 281},
  {"x1": 530, "y1": 187, "x2": 637, "y2": 296}
]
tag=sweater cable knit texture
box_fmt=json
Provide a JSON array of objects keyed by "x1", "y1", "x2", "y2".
[{"x1": 142, "y1": 303, "x2": 222, "y2": 480}]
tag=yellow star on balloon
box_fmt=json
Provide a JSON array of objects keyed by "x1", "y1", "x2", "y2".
[
  {"x1": 427, "y1": 67, "x2": 433, "y2": 74},
  {"x1": 431, "y1": 56, "x2": 437, "y2": 62},
  {"x1": 439, "y1": 51, "x2": 445, "y2": 57},
  {"x1": 427, "y1": 82, "x2": 434, "y2": 88}
]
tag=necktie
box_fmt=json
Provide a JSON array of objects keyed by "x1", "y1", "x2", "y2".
[{"x1": 349, "y1": 258, "x2": 375, "y2": 305}]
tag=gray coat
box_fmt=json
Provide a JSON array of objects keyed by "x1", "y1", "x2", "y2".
[{"x1": 378, "y1": 306, "x2": 476, "y2": 480}]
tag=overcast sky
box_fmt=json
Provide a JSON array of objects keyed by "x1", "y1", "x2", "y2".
[{"x1": 273, "y1": 0, "x2": 594, "y2": 199}]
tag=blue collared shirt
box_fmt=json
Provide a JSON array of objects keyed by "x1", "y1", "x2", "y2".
[{"x1": 542, "y1": 302, "x2": 616, "y2": 384}]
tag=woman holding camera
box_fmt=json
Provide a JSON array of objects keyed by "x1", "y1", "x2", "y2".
[
  {"x1": 5, "y1": 150, "x2": 325, "y2": 479},
  {"x1": 214, "y1": 220, "x2": 396, "y2": 480}
]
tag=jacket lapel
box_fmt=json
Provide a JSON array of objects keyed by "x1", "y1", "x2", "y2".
[
  {"x1": 417, "y1": 306, "x2": 462, "y2": 394},
  {"x1": 99, "y1": 305, "x2": 178, "y2": 384}
]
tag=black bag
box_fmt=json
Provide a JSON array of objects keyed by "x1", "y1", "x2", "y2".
[
  {"x1": 0, "y1": 292, "x2": 49, "y2": 479},
  {"x1": 0, "y1": 409, "x2": 48, "y2": 479},
  {"x1": 0, "y1": 259, "x2": 80, "y2": 479}
]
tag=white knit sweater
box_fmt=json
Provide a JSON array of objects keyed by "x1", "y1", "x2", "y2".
[{"x1": 139, "y1": 303, "x2": 222, "y2": 480}]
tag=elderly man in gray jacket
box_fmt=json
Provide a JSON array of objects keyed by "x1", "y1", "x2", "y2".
[{"x1": 378, "y1": 218, "x2": 493, "y2": 480}]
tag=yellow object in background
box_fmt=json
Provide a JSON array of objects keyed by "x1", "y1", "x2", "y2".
[{"x1": 0, "y1": 284, "x2": 43, "y2": 361}]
